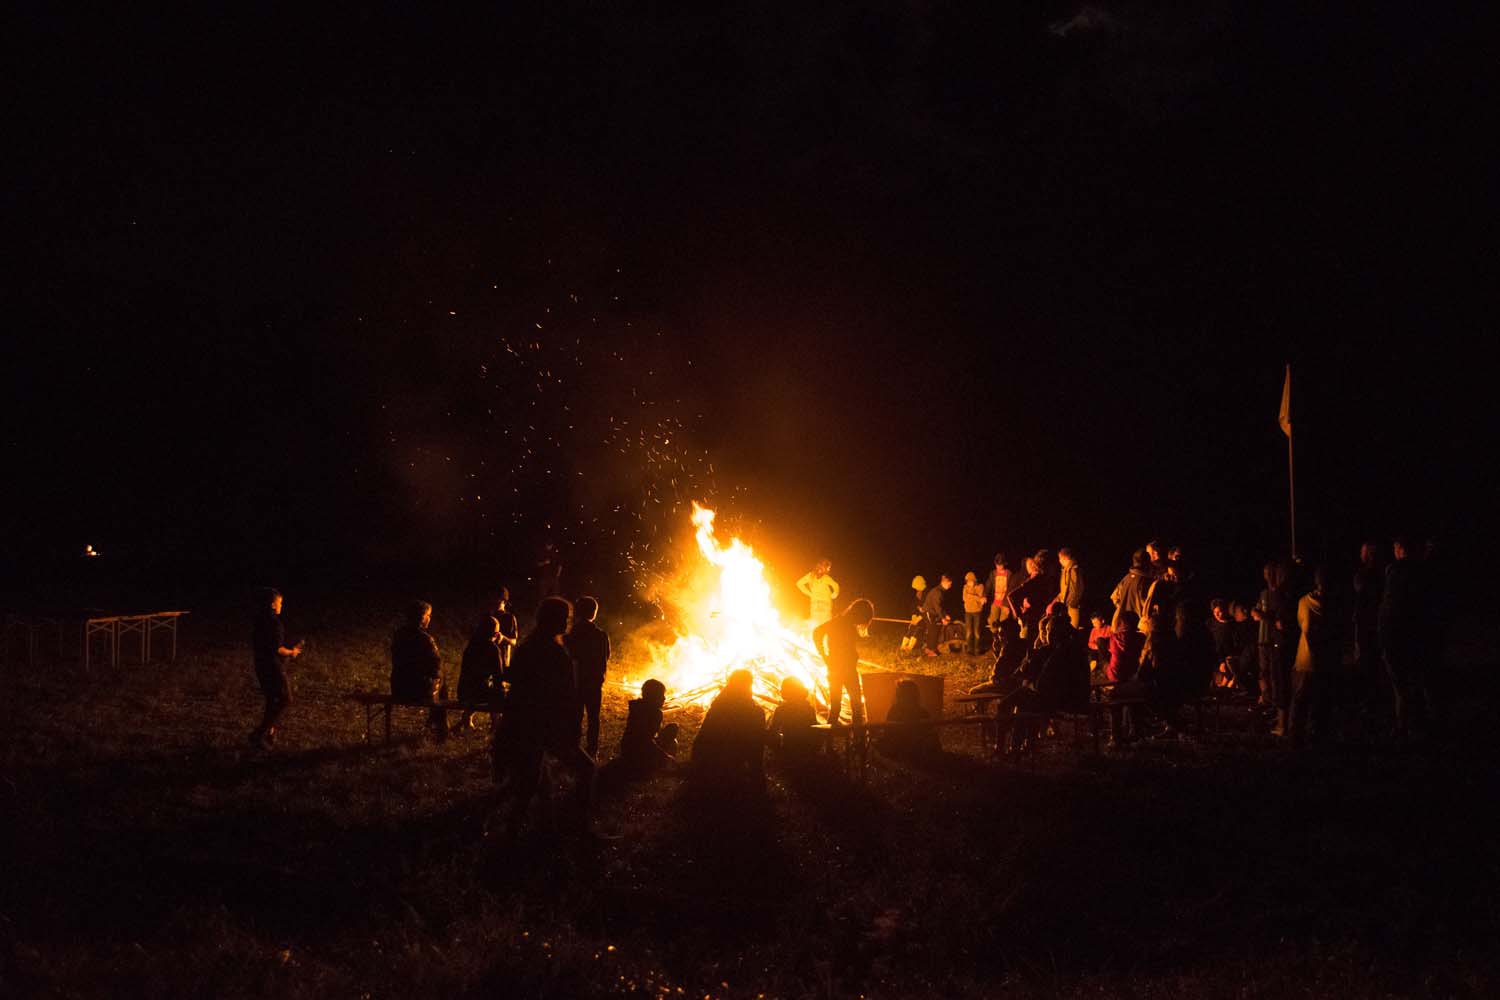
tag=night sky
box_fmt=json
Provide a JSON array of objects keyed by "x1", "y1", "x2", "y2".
[{"x1": 6, "y1": 4, "x2": 1490, "y2": 613}]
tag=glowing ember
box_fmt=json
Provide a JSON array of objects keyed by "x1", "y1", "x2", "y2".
[{"x1": 624, "y1": 502, "x2": 870, "y2": 715}]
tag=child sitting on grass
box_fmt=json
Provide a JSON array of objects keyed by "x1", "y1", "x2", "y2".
[
  {"x1": 767, "y1": 676, "x2": 818, "y2": 764},
  {"x1": 601, "y1": 679, "x2": 679, "y2": 784}
]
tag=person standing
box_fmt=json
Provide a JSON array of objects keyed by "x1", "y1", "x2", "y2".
[
  {"x1": 1379, "y1": 539, "x2": 1429, "y2": 741},
  {"x1": 1055, "y1": 548, "x2": 1085, "y2": 628},
  {"x1": 490, "y1": 586, "x2": 520, "y2": 675},
  {"x1": 1110, "y1": 551, "x2": 1153, "y2": 628},
  {"x1": 495, "y1": 597, "x2": 595, "y2": 835},
  {"x1": 565, "y1": 595, "x2": 612, "y2": 758},
  {"x1": 961, "y1": 572, "x2": 986, "y2": 655},
  {"x1": 984, "y1": 554, "x2": 1011, "y2": 637},
  {"x1": 1351, "y1": 542, "x2": 1384, "y2": 714},
  {"x1": 456, "y1": 616, "x2": 503, "y2": 731},
  {"x1": 814, "y1": 598, "x2": 875, "y2": 724},
  {"x1": 797, "y1": 558, "x2": 841, "y2": 629},
  {"x1": 249, "y1": 587, "x2": 302, "y2": 750},
  {"x1": 1252, "y1": 562, "x2": 1290, "y2": 734},
  {"x1": 1290, "y1": 569, "x2": 1342, "y2": 746}
]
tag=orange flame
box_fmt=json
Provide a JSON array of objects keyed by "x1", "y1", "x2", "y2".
[{"x1": 625, "y1": 502, "x2": 842, "y2": 711}]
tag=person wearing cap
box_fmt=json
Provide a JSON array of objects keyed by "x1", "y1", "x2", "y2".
[{"x1": 902, "y1": 576, "x2": 927, "y2": 654}]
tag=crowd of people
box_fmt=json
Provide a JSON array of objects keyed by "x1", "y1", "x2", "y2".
[
  {"x1": 898, "y1": 536, "x2": 1445, "y2": 747},
  {"x1": 246, "y1": 536, "x2": 1446, "y2": 835}
]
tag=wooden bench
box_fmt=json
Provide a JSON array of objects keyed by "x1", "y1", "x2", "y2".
[
  {"x1": 956, "y1": 692, "x2": 1095, "y2": 755},
  {"x1": 813, "y1": 717, "x2": 994, "y2": 775},
  {"x1": 348, "y1": 691, "x2": 503, "y2": 744}
]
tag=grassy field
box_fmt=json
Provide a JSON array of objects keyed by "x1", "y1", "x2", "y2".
[{"x1": 2, "y1": 599, "x2": 1497, "y2": 998}]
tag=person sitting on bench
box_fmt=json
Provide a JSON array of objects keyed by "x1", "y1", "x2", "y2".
[
  {"x1": 968, "y1": 615, "x2": 1025, "y2": 695},
  {"x1": 390, "y1": 600, "x2": 447, "y2": 741},
  {"x1": 880, "y1": 678, "x2": 940, "y2": 757},
  {"x1": 768, "y1": 676, "x2": 819, "y2": 765},
  {"x1": 456, "y1": 615, "x2": 503, "y2": 732}
]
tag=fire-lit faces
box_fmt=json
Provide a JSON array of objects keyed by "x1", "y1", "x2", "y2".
[
  {"x1": 270, "y1": 594, "x2": 283, "y2": 615},
  {"x1": 420, "y1": 608, "x2": 432, "y2": 629},
  {"x1": 816, "y1": 559, "x2": 832, "y2": 576}
]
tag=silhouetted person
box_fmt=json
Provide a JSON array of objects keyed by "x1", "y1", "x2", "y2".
[
  {"x1": 1138, "y1": 612, "x2": 1187, "y2": 733},
  {"x1": 993, "y1": 603, "x2": 1090, "y2": 751},
  {"x1": 767, "y1": 676, "x2": 819, "y2": 764},
  {"x1": 922, "y1": 576, "x2": 952, "y2": 656},
  {"x1": 390, "y1": 600, "x2": 447, "y2": 741},
  {"x1": 495, "y1": 597, "x2": 595, "y2": 834},
  {"x1": 1144, "y1": 563, "x2": 1182, "y2": 622},
  {"x1": 1055, "y1": 548, "x2": 1085, "y2": 628},
  {"x1": 565, "y1": 595, "x2": 611, "y2": 758},
  {"x1": 1007, "y1": 558, "x2": 1049, "y2": 644},
  {"x1": 489, "y1": 586, "x2": 520, "y2": 673},
  {"x1": 249, "y1": 587, "x2": 302, "y2": 750},
  {"x1": 1229, "y1": 601, "x2": 1259, "y2": 693},
  {"x1": 1105, "y1": 609, "x2": 1146, "y2": 745},
  {"x1": 1252, "y1": 561, "x2": 1290, "y2": 732},
  {"x1": 1110, "y1": 550, "x2": 1154, "y2": 629},
  {"x1": 969, "y1": 615, "x2": 1025, "y2": 695},
  {"x1": 1146, "y1": 540, "x2": 1167, "y2": 578},
  {"x1": 691, "y1": 669, "x2": 766, "y2": 788},
  {"x1": 880, "y1": 678, "x2": 939, "y2": 757},
  {"x1": 534, "y1": 542, "x2": 563, "y2": 602},
  {"x1": 457, "y1": 616, "x2": 503, "y2": 731},
  {"x1": 1380, "y1": 539, "x2": 1430, "y2": 740},
  {"x1": 601, "y1": 678, "x2": 678, "y2": 783},
  {"x1": 1290, "y1": 569, "x2": 1342, "y2": 746},
  {"x1": 815, "y1": 598, "x2": 874, "y2": 724},
  {"x1": 1351, "y1": 542, "x2": 1385, "y2": 712}
]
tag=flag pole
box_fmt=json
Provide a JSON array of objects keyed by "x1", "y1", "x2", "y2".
[{"x1": 1283, "y1": 364, "x2": 1297, "y2": 560}]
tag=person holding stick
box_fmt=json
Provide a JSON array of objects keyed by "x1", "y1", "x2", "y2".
[{"x1": 814, "y1": 598, "x2": 875, "y2": 725}]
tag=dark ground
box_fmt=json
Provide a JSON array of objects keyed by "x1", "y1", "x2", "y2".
[{"x1": 2, "y1": 601, "x2": 1496, "y2": 998}]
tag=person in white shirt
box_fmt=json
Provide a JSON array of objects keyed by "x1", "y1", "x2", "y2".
[{"x1": 797, "y1": 558, "x2": 841, "y2": 628}]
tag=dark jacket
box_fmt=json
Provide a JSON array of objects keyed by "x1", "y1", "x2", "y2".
[
  {"x1": 565, "y1": 619, "x2": 611, "y2": 689},
  {"x1": 618, "y1": 698, "x2": 670, "y2": 769},
  {"x1": 1111, "y1": 570, "x2": 1153, "y2": 623},
  {"x1": 504, "y1": 635, "x2": 580, "y2": 744},
  {"x1": 457, "y1": 638, "x2": 502, "y2": 703},
  {"x1": 252, "y1": 610, "x2": 286, "y2": 675},
  {"x1": 692, "y1": 692, "x2": 766, "y2": 780},
  {"x1": 814, "y1": 612, "x2": 863, "y2": 672},
  {"x1": 1034, "y1": 623, "x2": 1090, "y2": 712},
  {"x1": 390, "y1": 624, "x2": 441, "y2": 702}
]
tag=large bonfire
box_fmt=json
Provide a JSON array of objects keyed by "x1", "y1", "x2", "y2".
[{"x1": 620, "y1": 502, "x2": 875, "y2": 715}]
